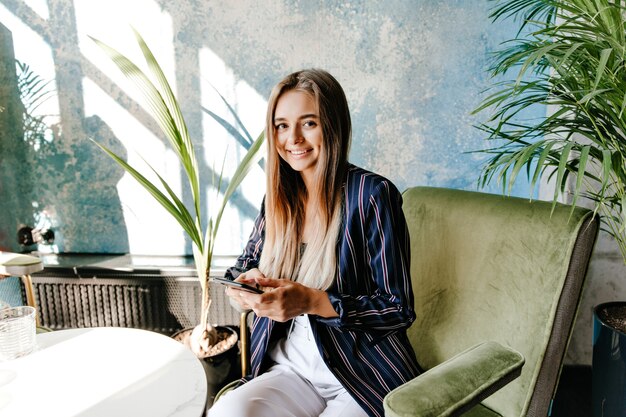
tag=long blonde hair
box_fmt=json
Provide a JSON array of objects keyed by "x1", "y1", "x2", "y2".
[{"x1": 259, "y1": 69, "x2": 352, "y2": 290}]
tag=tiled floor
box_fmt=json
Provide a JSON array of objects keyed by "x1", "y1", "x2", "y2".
[{"x1": 551, "y1": 365, "x2": 591, "y2": 417}]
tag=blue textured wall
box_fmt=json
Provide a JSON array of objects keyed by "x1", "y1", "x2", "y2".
[{"x1": 0, "y1": 0, "x2": 542, "y2": 255}]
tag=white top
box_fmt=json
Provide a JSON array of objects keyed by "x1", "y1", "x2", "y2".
[
  {"x1": 0, "y1": 327, "x2": 207, "y2": 417},
  {"x1": 269, "y1": 314, "x2": 344, "y2": 400}
]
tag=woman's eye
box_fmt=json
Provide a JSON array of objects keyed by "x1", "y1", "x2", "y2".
[
  {"x1": 303, "y1": 120, "x2": 317, "y2": 128},
  {"x1": 275, "y1": 123, "x2": 287, "y2": 130}
]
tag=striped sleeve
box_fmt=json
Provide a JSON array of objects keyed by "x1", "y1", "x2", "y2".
[{"x1": 319, "y1": 179, "x2": 415, "y2": 335}]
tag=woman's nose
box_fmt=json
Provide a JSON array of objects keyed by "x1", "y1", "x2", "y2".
[{"x1": 288, "y1": 127, "x2": 304, "y2": 144}]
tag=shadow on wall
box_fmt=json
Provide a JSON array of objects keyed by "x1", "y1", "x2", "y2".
[
  {"x1": 1, "y1": 1, "x2": 268, "y2": 254},
  {"x1": 0, "y1": 22, "x2": 129, "y2": 253},
  {"x1": 17, "y1": 106, "x2": 130, "y2": 254},
  {"x1": 0, "y1": 0, "x2": 541, "y2": 254},
  {"x1": 43, "y1": 114, "x2": 130, "y2": 253},
  {"x1": 151, "y1": 0, "x2": 541, "y2": 193}
]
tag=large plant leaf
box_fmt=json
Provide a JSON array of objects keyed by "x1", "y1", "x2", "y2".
[
  {"x1": 474, "y1": 0, "x2": 626, "y2": 260},
  {"x1": 91, "y1": 31, "x2": 266, "y2": 301},
  {"x1": 132, "y1": 29, "x2": 202, "y2": 221},
  {"x1": 90, "y1": 139, "x2": 202, "y2": 247}
]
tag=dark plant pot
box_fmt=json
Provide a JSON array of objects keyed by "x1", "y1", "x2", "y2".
[
  {"x1": 593, "y1": 301, "x2": 626, "y2": 417},
  {"x1": 172, "y1": 325, "x2": 240, "y2": 406}
]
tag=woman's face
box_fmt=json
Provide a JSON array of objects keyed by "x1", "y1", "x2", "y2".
[{"x1": 273, "y1": 90, "x2": 323, "y2": 185}]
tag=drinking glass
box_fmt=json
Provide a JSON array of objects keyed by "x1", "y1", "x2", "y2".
[{"x1": 0, "y1": 306, "x2": 36, "y2": 361}]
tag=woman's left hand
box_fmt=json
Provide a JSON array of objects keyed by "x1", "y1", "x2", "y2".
[{"x1": 239, "y1": 277, "x2": 338, "y2": 321}]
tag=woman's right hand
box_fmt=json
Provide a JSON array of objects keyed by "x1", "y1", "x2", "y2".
[{"x1": 225, "y1": 268, "x2": 266, "y2": 310}]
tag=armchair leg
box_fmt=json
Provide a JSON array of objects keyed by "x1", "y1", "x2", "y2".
[
  {"x1": 240, "y1": 310, "x2": 251, "y2": 377},
  {"x1": 21, "y1": 274, "x2": 39, "y2": 326}
]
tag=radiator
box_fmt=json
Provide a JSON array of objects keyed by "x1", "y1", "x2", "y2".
[{"x1": 26, "y1": 254, "x2": 240, "y2": 335}]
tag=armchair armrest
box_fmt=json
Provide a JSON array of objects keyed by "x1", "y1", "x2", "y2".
[{"x1": 384, "y1": 341, "x2": 524, "y2": 417}]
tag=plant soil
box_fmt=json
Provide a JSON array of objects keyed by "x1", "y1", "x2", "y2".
[
  {"x1": 598, "y1": 305, "x2": 626, "y2": 335},
  {"x1": 173, "y1": 327, "x2": 237, "y2": 359}
]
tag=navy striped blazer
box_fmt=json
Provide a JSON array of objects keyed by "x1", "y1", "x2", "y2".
[{"x1": 225, "y1": 164, "x2": 421, "y2": 417}]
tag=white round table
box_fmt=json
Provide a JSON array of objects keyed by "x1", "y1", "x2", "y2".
[{"x1": 0, "y1": 327, "x2": 207, "y2": 416}]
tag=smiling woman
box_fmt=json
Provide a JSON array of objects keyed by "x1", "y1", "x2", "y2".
[{"x1": 210, "y1": 69, "x2": 421, "y2": 417}]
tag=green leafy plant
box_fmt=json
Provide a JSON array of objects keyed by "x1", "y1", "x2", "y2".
[
  {"x1": 16, "y1": 60, "x2": 55, "y2": 150},
  {"x1": 90, "y1": 29, "x2": 264, "y2": 352},
  {"x1": 474, "y1": 0, "x2": 626, "y2": 261}
]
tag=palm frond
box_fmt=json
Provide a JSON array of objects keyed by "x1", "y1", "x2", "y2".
[
  {"x1": 132, "y1": 29, "x2": 202, "y2": 221},
  {"x1": 89, "y1": 138, "x2": 202, "y2": 248},
  {"x1": 90, "y1": 31, "x2": 265, "y2": 320},
  {"x1": 476, "y1": 0, "x2": 626, "y2": 260}
]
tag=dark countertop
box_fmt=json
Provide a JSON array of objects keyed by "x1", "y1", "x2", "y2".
[{"x1": 29, "y1": 253, "x2": 236, "y2": 278}]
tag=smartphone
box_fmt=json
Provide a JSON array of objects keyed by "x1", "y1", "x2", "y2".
[{"x1": 211, "y1": 277, "x2": 264, "y2": 294}]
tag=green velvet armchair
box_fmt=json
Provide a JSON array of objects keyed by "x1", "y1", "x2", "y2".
[{"x1": 384, "y1": 187, "x2": 598, "y2": 417}]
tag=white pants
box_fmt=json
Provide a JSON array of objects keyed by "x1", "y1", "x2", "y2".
[{"x1": 208, "y1": 316, "x2": 368, "y2": 417}]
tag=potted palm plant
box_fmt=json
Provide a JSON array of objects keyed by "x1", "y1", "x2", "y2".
[
  {"x1": 473, "y1": 0, "x2": 626, "y2": 414},
  {"x1": 89, "y1": 29, "x2": 264, "y2": 385}
]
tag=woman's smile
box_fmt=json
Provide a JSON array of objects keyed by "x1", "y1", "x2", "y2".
[{"x1": 288, "y1": 148, "x2": 313, "y2": 157}]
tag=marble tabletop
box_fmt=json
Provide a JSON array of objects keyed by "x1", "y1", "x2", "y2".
[{"x1": 0, "y1": 327, "x2": 207, "y2": 416}]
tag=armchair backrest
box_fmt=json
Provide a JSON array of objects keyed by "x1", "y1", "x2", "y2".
[{"x1": 402, "y1": 187, "x2": 598, "y2": 416}]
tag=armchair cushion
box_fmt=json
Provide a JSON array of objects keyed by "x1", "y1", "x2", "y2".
[{"x1": 384, "y1": 341, "x2": 524, "y2": 417}]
